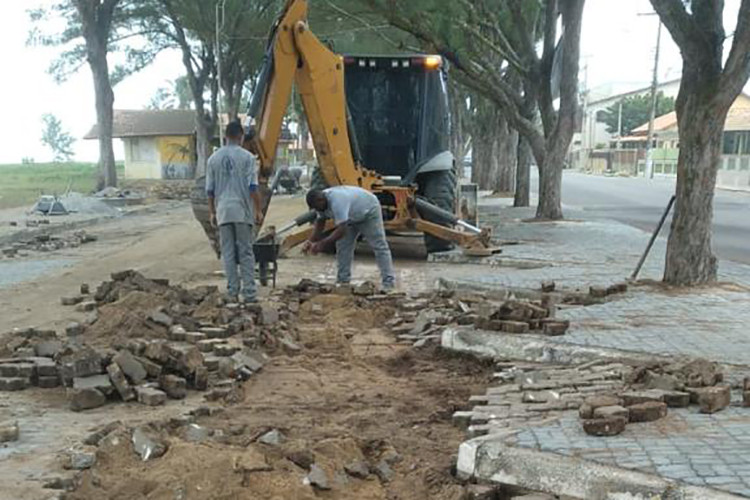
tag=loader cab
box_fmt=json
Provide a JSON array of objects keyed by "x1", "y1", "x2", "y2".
[{"x1": 342, "y1": 54, "x2": 453, "y2": 182}]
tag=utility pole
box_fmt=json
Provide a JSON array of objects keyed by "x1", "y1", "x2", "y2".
[
  {"x1": 215, "y1": 0, "x2": 227, "y2": 145},
  {"x1": 644, "y1": 19, "x2": 662, "y2": 179},
  {"x1": 616, "y1": 100, "x2": 623, "y2": 150},
  {"x1": 578, "y1": 63, "x2": 589, "y2": 171}
]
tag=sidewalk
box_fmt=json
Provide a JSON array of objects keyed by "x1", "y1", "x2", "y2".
[
  {"x1": 443, "y1": 198, "x2": 750, "y2": 499},
  {"x1": 440, "y1": 199, "x2": 750, "y2": 366}
]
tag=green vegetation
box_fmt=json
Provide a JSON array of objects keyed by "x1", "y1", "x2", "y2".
[{"x1": 0, "y1": 162, "x2": 123, "y2": 210}]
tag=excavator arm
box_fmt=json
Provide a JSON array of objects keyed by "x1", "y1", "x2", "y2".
[
  {"x1": 246, "y1": 0, "x2": 381, "y2": 216},
  {"x1": 242, "y1": 0, "x2": 497, "y2": 256}
]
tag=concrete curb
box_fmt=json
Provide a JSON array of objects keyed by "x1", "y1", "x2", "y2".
[
  {"x1": 441, "y1": 327, "x2": 671, "y2": 366},
  {"x1": 457, "y1": 436, "x2": 746, "y2": 499}
]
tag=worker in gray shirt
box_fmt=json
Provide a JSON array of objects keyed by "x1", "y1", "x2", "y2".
[
  {"x1": 206, "y1": 121, "x2": 262, "y2": 302},
  {"x1": 304, "y1": 186, "x2": 395, "y2": 290}
]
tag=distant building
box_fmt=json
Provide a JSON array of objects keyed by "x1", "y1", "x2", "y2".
[
  {"x1": 571, "y1": 79, "x2": 681, "y2": 169},
  {"x1": 591, "y1": 93, "x2": 750, "y2": 190},
  {"x1": 85, "y1": 110, "x2": 196, "y2": 180}
]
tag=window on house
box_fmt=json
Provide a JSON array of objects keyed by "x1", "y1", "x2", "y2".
[
  {"x1": 723, "y1": 131, "x2": 750, "y2": 155},
  {"x1": 128, "y1": 138, "x2": 154, "y2": 162}
]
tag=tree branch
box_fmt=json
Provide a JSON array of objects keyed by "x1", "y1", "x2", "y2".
[{"x1": 720, "y1": 0, "x2": 750, "y2": 103}]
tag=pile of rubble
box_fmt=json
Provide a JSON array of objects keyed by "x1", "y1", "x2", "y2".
[
  {"x1": 0, "y1": 230, "x2": 97, "y2": 259},
  {"x1": 386, "y1": 292, "x2": 570, "y2": 344},
  {"x1": 147, "y1": 181, "x2": 193, "y2": 200},
  {"x1": 0, "y1": 270, "x2": 302, "y2": 411},
  {"x1": 580, "y1": 358, "x2": 737, "y2": 437},
  {"x1": 453, "y1": 359, "x2": 631, "y2": 438}
]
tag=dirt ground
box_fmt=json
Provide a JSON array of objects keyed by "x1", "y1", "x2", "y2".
[
  {"x1": 0, "y1": 196, "x2": 496, "y2": 500},
  {"x1": 69, "y1": 293, "x2": 492, "y2": 500}
]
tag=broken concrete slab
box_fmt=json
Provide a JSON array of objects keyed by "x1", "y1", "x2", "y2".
[
  {"x1": 132, "y1": 426, "x2": 168, "y2": 461},
  {"x1": 457, "y1": 436, "x2": 743, "y2": 500},
  {"x1": 66, "y1": 448, "x2": 97, "y2": 470},
  {"x1": 257, "y1": 429, "x2": 284, "y2": 446},
  {"x1": 306, "y1": 464, "x2": 331, "y2": 490},
  {"x1": 344, "y1": 460, "x2": 370, "y2": 479}
]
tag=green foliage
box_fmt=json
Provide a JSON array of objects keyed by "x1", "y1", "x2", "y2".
[
  {"x1": 148, "y1": 76, "x2": 193, "y2": 110},
  {"x1": 0, "y1": 162, "x2": 123, "y2": 209},
  {"x1": 41, "y1": 114, "x2": 76, "y2": 162},
  {"x1": 598, "y1": 91, "x2": 676, "y2": 135},
  {"x1": 27, "y1": 1, "x2": 163, "y2": 85}
]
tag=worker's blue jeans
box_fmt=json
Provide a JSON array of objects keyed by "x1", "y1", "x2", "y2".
[
  {"x1": 219, "y1": 222, "x2": 256, "y2": 300},
  {"x1": 336, "y1": 210, "x2": 396, "y2": 289}
]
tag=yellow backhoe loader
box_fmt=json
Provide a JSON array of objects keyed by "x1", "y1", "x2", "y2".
[{"x1": 193, "y1": 0, "x2": 496, "y2": 260}]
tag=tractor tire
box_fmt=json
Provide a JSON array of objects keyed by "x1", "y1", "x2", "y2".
[
  {"x1": 309, "y1": 166, "x2": 329, "y2": 191},
  {"x1": 418, "y1": 169, "x2": 457, "y2": 254}
]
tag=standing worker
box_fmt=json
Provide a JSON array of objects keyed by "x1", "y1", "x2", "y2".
[
  {"x1": 206, "y1": 121, "x2": 263, "y2": 303},
  {"x1": 304, "y1": 186, "x2": 396, "y2": 290}
]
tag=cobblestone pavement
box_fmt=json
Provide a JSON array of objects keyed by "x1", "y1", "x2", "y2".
[
  {"x1": 441, "y1": 200, "x2": 750, "y2": 366},
  {"x1": 511, "y1": 404, "x2": 750, "y2": 497}
]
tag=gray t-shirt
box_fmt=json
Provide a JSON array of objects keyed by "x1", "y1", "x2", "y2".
[
  {"x1": 205, "y1": 144, "x2": 258, "y2": 226},
  {"x1": 320, "y1": 186, "x2": 380, "y2": 225}
]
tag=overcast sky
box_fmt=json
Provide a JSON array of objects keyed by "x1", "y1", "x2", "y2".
[{"x1": 0, "y1": 0, "x2": 743, "y2": 163}]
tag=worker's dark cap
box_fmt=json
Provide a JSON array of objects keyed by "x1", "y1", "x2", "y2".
[{"x1": 225, "y1": 121, "x2": 243, "y2": 138}]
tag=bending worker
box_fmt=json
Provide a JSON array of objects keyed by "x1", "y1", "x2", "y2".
[
  {"x1": 304, "y1": 186, "x2": 396, "y2": 290},
  {"x1": 206, "y1": 121, "x2": 262, "y2": 303}
]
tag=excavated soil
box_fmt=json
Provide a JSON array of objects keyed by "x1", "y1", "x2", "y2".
[{"x1": 69, "y1": 293, "x2": 493, "y2": 500}]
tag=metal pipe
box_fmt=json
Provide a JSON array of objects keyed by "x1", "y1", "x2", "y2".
[
  {"x1": 630, "y1": 194, "x2": 675, "y2": 281},
  {"x1": 457, "y1": 220, "x2": 482, "y2": 234}
]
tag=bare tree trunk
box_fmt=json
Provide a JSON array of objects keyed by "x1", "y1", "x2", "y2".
[
  {"x1": 514, "y1": 135, "x2": 531, "y2": 207},
  {"x1": 74, "y1": 0, "x2": 119, "y2": 189},
  {"x1": 491, "y1": 117, "x2": 517, "y2": 193},
  {"x1": 663, "y1": 74, "x2": 725, "y2": 285},
  {"x1": 650, "y1": 0, "x2": 750, "y2": 285},
  {"x1": 536, "y1": 146, "x2": 565, "y2": 220},
  {"x1": 91, "y1": 52, "x2": 117, "y2": 189}
]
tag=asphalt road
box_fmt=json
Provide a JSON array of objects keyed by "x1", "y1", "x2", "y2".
[{"x1": 534, "y1": 172, "x2": 750, "y2": 265}]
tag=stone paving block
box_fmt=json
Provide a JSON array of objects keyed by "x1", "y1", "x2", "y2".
[
  {"x1": 621, "y1": 389, "x2": 666, "y2": 406},
  {"x1": 75, "y1": 300, "x2": 97, "y2": 312},
  {"x1": 0, "y1": 377, "x2": 30, "y2": 391},
  {"x1": 35, "y1": 340, "x2": 63, "y2": 358},
  {"x1": 200, "y1": 327, "x2": 230, "y2": 339},
  {"x1": 133, "y1": 356, "x2": 161, "y2": 378},
  {"x1": 184, "y1": 332, "x2": 207, "y2": 344},
  {"x1": 193, "y1": 366, "x2": 208, "y2": 391},
  {"x1": 61, "y1": 295, "x2": 85, "y2": 306},
  {"x1": 136, "y1": 387, "x2": 167, "y2": 406},
  {"x1": 59, "y1": 348, "x2": 103, "y2": 383},
  {"x1": 73, "y1": 374, "x2": 114, "y2": 396},
  {"x1": 37, "y1": 376, "x2": 61, "y2": 388},
  {"x1": 159, "y1": 375, "x2": 187, "y2": 400},
  {"x1": 628, "y1": 401, "x2": 668, "y2": 422},
  {"x1": 452, "y1": 411, "x2": 473, "y2": 430},
  {"x1": 697, "y1": 385, "x2": 731, "y2": 414},
  {"x1": 68, "y1": 388, "x2": 107, "y2": 411},
  {"x1": 107, "y1": 363, "x2": 135, "y2": 401},
  {"x1": 579, "y1": 395, "x2": 623, "y2": 419},
  {"x1": 165, "y1": 343, "x2": 204, "y2": 375},
  {"x1": 582, "y1": 417, "x2": 627, "y2": 436},
  {"x1": 0, "y1": 421, "x2": 19, "y2": 443},
  {"x1": 213, "y1": 344, "x2": 240, "y2": 357},
  {"x1": 34, "y1": 358, "x2": 59, "y2": 377},
  {"x1": 501, "y1": 321, "x2": 530, "y2": 334},
  {"x1": 113, "y1": 351, "x2": 147, "y2": 384},
  {"x1": 593, "y1": 405, "x2": 629, "y2": 420}
]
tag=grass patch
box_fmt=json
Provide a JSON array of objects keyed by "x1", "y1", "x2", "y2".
[{"x1": 0, "y1": 162, "x2": 124, "y2": 210}]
